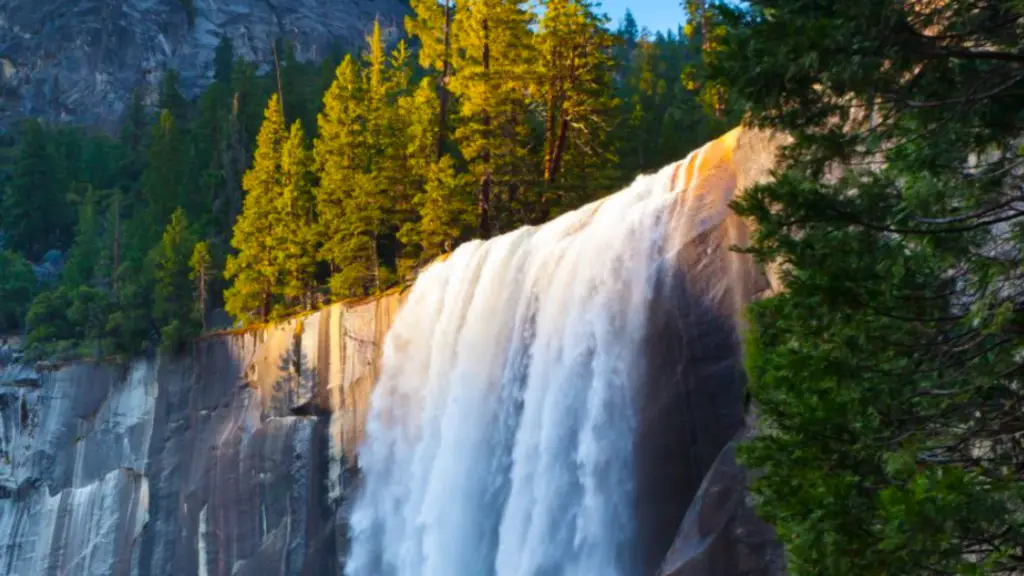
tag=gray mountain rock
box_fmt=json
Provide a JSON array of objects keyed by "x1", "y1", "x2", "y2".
[{"x1": 0, "y1": 0, "x2": 407, "y2": 128}]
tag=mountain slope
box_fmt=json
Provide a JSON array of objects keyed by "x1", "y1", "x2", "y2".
[{"x1": 0, "y1": 0, "x2": 407, "y2": 128}]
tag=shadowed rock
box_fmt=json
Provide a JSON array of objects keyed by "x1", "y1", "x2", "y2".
[
  {"x1": 659, "y1": 428, "x2": 786, "y2": 576},
  {"x1": 0, "y1": 0, "x2": 407, "y2": 128}
]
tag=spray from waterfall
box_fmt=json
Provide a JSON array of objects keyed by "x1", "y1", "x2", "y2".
[{"x1": 345, "y1": 130, "x2": 749, "y2": 576}]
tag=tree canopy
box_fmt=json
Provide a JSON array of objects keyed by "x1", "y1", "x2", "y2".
[{"x1": 713, "y1": 0, "x2": 1024, "y2": 572}]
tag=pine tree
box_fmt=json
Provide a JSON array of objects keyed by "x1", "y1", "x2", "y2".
[
  {"x1": 154, "y1": 208, "x2": 198, "y2": 351},
  {"x1": 1, "y1": 119, "x2": 72, "y2": 259},
  {"x1": 0, "y1": 249, "x2": 36, "y2": 332},
  {"x1": 716, "y1": 0, "x2": 1024, "y2": 572},
  {"x1": 190, "y1": 241, "x2": 212, "y2": 331},
  {"x1": 224, "y1": 94, "x2": 285, "y2": 324},
  {"x1": 406, "y1": 0, "x2": 458, "y2": 158},
  {"x1": 315, "y1": 55, "x2": 364, "y2": 296},
  {"x1": 274, "y1": 121, "x2": 317, "y2": 314},
  {"x1": 619, "y1": 9, "x2": 639, "y2": 50},
  {"x1": 399, "y1": 155, "x2": 474, "y2": 263},
  {"x1": 62, "y1": 185, "x2": 108, "y2": 289},
  {"x1": 681, "y1": 0, "x2": 727, "y2": 116},
  {"x1": 194, "y1": 81, "x2": 232, "y2": 237},
  {"x1": 397, "y1": 78, "x2": 474, "y2": 267},
  {"x1": 118, "y1": 88, "x2": 150, "y2": 201},
  {"x1": 533, "y1": 0, "x2": 619, "y2": 217},
  {"x1": 141, "y1": 110, "x2": 190, "y2": 234},
  {"x1": 450, "y1": 0, "x2": 535, "y2": 236},
  {"x1": 158, "y1": 69, "x2": 189, "y2": 124}
]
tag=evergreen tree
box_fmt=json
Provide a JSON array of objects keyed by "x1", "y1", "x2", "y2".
[
  {"x1": 397, "y1": 78, "x2": 474, "y2": 267},
  {"x1": 141, "y1": 110, "x2": 190, "y2": 234},
  {"x1": 613, "y1": 28, "x2": 719, "y2": 176},
  {"x1": 194, "y1": 81, "x2": 232, "y2": 236},
  {"x1": 619, "y1": 9, "x2": 639, "y2": 50},
  {"x1": 0, "y1": 250, "x2": 36, "y2": 332},
  {"x1": 118, "y1": 88, "x2": 150, "y2": 200},
  {"x1": 158, "y1": 69, "x2": 189, "y2": 124},
  {"x1": 316, "y1": 55, "x2": 367, "y2": 296},
  {"x1": 1, "y1": 119, "x2": 72, "y2": 259},
  {"x1": 533, "y1": 0, "x2": 619, "y2": 217},
  {"x1": 190, "y1": 241, "x2": 213, "y2": 331},
  {"x1": 681, "y1": 0, "x2": 728, "y2": 116},
  {"x1": 450, "y1": 0, "x2": 536, "y2": 236},
  {"x1": 715, "y1": 0, "x2": 1024, "y2": 572},
  {"x1": 406, "y1": 0, "x2": 458, "y2": 158},
  {"x1": 274, "y1": 121, "x2": 317, "y2": 314},
  {"x1": 399, "y1": 155, "x2": 474, "y2": 264},
  {"x1": 25, "y1": 287, "x2": 78, "y2": 359},
  {"x1": 154, "y1": 208, "x2": 199, "y2": 351},
  {"x1": 224, "y1": 94, "x2": 286, "y2": 323},
  {"x1": 62, "y1": 186, "x2": 108, "y2": 289}
]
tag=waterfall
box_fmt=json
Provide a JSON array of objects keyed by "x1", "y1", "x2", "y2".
[{"x1": 346, "y1": 129, "x2": 757, "y2": 576}]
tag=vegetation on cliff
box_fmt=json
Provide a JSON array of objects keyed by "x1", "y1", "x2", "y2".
[
  {"x1": 0, "y1": 4, "x2": 724, "y2": 357},
  {"x1": 716, "y1": 0, "x2": 1024, "y2": 572}
]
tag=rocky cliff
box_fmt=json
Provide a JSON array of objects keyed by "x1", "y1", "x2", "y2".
[
  {"x1": 0, "y1": 128, "x2": 786, "y2": 576},
  {"x1": 0, "y1": 293, "x2": 402, "y2": 575},
  {"x1": 0, "y1": 0, "x2": 407, "y2": 128}
]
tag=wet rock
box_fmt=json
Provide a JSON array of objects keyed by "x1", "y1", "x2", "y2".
[{"x1": 659, "y1": 430, "x2": 786, "y2": 576}]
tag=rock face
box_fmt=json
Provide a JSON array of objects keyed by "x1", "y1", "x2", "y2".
[
  {"x1": 0, "y1": 294, "x2": 403, "y2": 575},
  {"x1": 0, "y1": 0, "x2": 407, "y2": 128},
  {"x1": 659, "y1": 425, "x2": 786, "y2": 576}
]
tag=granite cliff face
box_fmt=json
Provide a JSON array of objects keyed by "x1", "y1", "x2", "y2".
[
  {"x1": 0, "y1": 0, "x2": 407, "y2": 128},
  {"x1": 0, "y1": 128, "x2": 785, "y2": 576},
  {"x1": 0, "y1": 294, "x2": 402, "y2": 575}
]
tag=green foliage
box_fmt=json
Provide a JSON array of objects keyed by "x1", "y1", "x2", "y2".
[
  {"x1": 1, "y1": 119, "x2": 73, "y2": 259},
  {"x1": 225, "y1": 94, "x2": 286, "y2": 324},
  {"x1": 614, "y1": 27, "x2": 727, "y2": 176},
  {"x1": 62, "y1": 186, "x2": 108, "y2": 289},
  {"x1": 158, "y1": 70, "x2": 189, "y2": 123},
  {"x1": 398, "y1": 155, "x2": 475, "y2": 264},
  {"x1": 24, "y1": 288, "x2": 77, "y2": 358},
  {"x1": 533, "y1": 0, "x2": 620, "y2": 217},
  {"x1": 715, "y1": 0, "x2": 1024, "y2": 573},
  {"x1": 0, "y1": 250, "x2": 36, "y2": 332},
  {"x1": 275, "y1": 121, "x2": 318, "y2": 315},
  {"x1": 155, "y1": 209, "x2": 199, "y2": 352},
  {"x1": 6, "y1": 6, "x2": 724, "y2": 355},
  {"x1": 141, "y1": 110, "x2": 191, "y2": 234},
  {"x1": 450, "y1": 0, "x2": 535, "y2": 236},
  {"x1": 190, "y1": 241, "x2": 213, "y2": 330}
]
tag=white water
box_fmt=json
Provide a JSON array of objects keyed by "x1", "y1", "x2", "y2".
[{"x1": 347, "y1": 142, "x2": 733, "y2": 576}]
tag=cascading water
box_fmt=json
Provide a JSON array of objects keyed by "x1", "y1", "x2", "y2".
[{"x1": 346, "y1": 129, "x2": 763, "y2": 576}]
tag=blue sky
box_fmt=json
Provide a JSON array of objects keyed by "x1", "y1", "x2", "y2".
[{"x1": 598, "y1": 0, "x2": 685, "y2": 32}]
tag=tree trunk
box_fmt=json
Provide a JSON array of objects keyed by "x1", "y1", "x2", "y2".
[
  {"x1": 272, "y1": 39, "x2": 285, "y2": 119},
  {"x1": 478, "y1": 17, "x2": 493, "y2": 239},
  {"x1": 197, "y1": 270, "x2": 207, "y2": 331},
  {"x1": 437, "y1": 0, "x2": 453, "y2": 160},
  {"x1": 112, "y1": 193, "x2": 120, "y2": 293},
  {"x1": 548, "y1": 114, "x2": 570, "y2": 184},
  {"x1": 543, "y1": 87, "x2": 559, "y2": 182}
]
